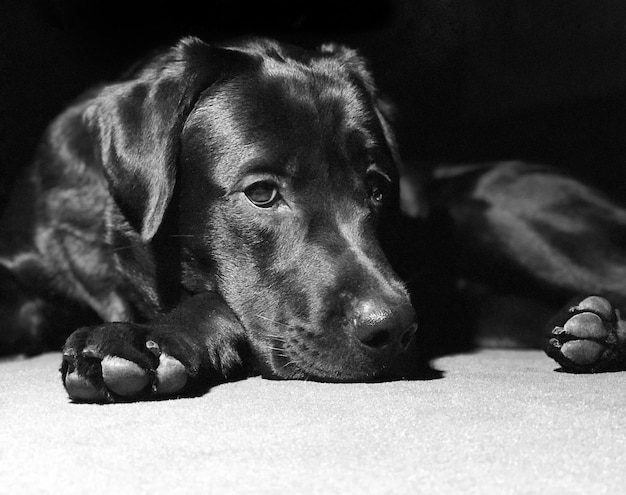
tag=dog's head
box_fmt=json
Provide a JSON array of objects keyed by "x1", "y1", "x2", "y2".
[{"x1": 87, "y1": 37, "x2": 417, "y2": 381}]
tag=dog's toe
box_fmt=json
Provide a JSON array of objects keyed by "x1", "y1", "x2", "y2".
[
  {"x1": 558, "y1": 312, "x2": 609, "y2": 339},
  {"x1": 555, "y1": 339, "x2": 607, "y2": 366},
  {"x1": 571, "y1": 295, "x2": 615, "y2": 320},
  {"x1": 64, "y1": 368, "x2": 108, "y2": 401},
  {"x1": 101, "y1": 356, "x2": 150, "y2": 396},
  {"x1": 155, "y1": 354, "x2": 188, "y2": 395}
]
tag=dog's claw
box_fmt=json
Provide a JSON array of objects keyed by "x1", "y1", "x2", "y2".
[
  {"x1": 549, "y1": 338, "x2": 561, "y2": 348},
  {"x1": 146, "y1": 340, "x2": 161, "y2": 357},
  {"x1": 62, "y1": 350, "x2": 76, "y2": 364},
  {"x1": 81, "y1": 345, "x2": 101, "y2": 359}
]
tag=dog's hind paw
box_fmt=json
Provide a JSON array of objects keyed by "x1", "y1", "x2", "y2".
[
  {"x1": 61, "y1": 323, "x2": 196, "y2": 402},
  {"x1": 546, "y1": 296, "x2": 626, "y2": 372}
]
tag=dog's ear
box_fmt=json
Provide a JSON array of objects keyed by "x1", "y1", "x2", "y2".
[
  {"x1": 84, "y1": 37, "x2": 248, "y2": 241},
  {"x1": 319, "y1": 42, "x2": 401, "y2": 162}
]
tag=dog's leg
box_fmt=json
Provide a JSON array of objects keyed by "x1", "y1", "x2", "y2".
[
  {"x1": 0, "y1": 264, "x2": 48, "y2": 353},
  {"x1": 0, "y1": 264, "x2": 100, "y2": 355},
  {"x1": 60, "y1": 292, "x2": 247, "y2": 402}
]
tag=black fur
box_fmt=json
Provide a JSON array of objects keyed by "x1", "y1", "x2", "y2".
[
  {"x1": 0, "y1": 37, "x2": 418, "y2": 401},
  {"x1": 1, "y1": 37, "x2": 625, "y2": 402}
]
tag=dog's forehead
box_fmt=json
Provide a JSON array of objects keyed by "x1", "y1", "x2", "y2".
[{"x1": 185, "y1": 59, "x2": 381, "y2": 187}]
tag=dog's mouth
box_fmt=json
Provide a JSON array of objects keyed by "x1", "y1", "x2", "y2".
[
  {"x1": 261, "y1": 332, "x2": 413, "y2": 383},
  {"x1": 268, "y1": 345, "x2": 386, "y2": 382}
]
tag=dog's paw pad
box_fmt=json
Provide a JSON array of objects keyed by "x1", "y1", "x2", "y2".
[
  {"x1": 570, "y1": 296, "x2": 615, "y2": 321},
  {"x1": 556, "y1": 312, "x2": 609, "y2": 339},
  {"x1": 155, "y1": 354, "x2": 188, "y2": 395},
  {"x1": 546, "y1": 296, "x2": 626, "y2": 372},
  {"x1": 64, "y1": 369, "x2": 107, "y2": 401},
  {"x1": 101, "y1": 356, "x2": 150, "y2": 396},
  {"x1": 557, "y1": 340, "x2": 606, "y2": 365}
]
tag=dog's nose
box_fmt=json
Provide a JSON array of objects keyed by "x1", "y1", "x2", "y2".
[{"x1": 353, "y1": 299, "x2": 417, "y2": 351}]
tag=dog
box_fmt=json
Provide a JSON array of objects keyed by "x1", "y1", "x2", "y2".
[{"x1": 0, "y1": 36, "x2": 625, "y2": 402}]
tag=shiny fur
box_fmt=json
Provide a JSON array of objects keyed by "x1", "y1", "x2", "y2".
[
  {"x1": 0, "y1": 37, "x2": 418, "y2": 401},
  {"x1": 2, "y1": 36, "x2": 626, "y2": 403}
]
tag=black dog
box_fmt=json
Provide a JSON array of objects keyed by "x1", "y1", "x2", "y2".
[
  {"x1": 0, "y1": 36, "x2": 625, "y2": 402},
  {"x1": 0, "y1": 36, "x2": 419, "y2": 401}
]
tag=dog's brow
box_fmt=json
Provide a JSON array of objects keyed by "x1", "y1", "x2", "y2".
[
  {"x1": 367, "y1": 164, "x2": 392, "y2": 183},
  {"x1": 240, "y1": 158, "x2": 293, "y2": 178},
  {"x1": 237, "y1": 160, "x2": 316, "y2": 191}
]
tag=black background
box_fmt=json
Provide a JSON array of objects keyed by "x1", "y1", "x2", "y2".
[{"x1": 2, "y1": 0, "x2": 626, "y2": 201}]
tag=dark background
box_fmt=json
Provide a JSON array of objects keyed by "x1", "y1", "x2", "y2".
[{"x1": 2, "y1": 0, "x2": 626, "y2": 202}]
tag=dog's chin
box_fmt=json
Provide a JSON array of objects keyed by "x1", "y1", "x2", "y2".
[{"x1": 258, "y1": 343, "x2": 393, "y2": 383}]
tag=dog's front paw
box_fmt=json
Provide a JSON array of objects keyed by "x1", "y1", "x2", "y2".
[
  {"x1": 546, "y1": 296, "x2": 626, "y2": 372},
  {"x1": 61, "y1": 323, "x2": 197, "y2": 402}
]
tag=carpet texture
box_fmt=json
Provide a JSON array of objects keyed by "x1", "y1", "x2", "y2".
[{"x1": 1, "y1": 350, "x2": 625, "y2": 494}]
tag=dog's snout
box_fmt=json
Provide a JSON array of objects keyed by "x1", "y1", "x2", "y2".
[{"x1": 352, "y1": 300, "x2": 417, "y2": 351}]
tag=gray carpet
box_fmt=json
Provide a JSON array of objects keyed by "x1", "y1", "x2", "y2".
[{"x1": 2, "y1": 349, "x2": 625, "y2": 494}]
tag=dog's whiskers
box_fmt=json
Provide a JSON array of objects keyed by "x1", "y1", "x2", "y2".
[
  {"x1": 281, "y1": 358, "x2": 298, "y2": 369},
  {"x1": 111, "y1": 243, "x2": 146, "y2": 252},
  {"x1": 250, "y1": 313, "x2": 293, "y2": 329},
  {"x1": 110, "y1": 235, "x2": 195, "y2": 252}
]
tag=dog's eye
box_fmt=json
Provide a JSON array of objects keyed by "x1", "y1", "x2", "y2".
[
  {"x1": 367, "y1": 174, "x2": 388, "y2": 205},
  {"x1": 371, "y1": 185, "x2": 384, "y2": 203},
  {"x1": 244, "y1": 181, "x2": 280, "y2": 208}
]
